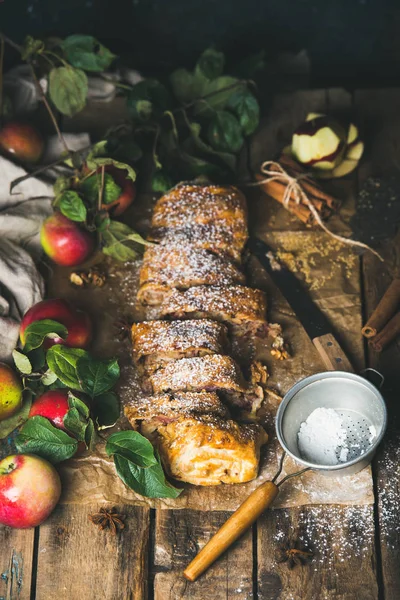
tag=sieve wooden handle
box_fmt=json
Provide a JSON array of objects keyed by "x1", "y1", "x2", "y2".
[
  {"x1": 312, "y1": 333, "x2": 354, "y2": 373},
  {"x1": 183, "y1": 481, "x2": 279, "y2": 582}
]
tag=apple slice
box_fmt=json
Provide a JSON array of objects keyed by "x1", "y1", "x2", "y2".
[{"x1": 292, "y1": 115, "x2": 347, "y2": 170}]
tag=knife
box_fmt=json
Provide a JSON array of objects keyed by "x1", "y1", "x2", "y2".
[{"x1": 248, "y1": 236, "x2": 354, "y2": 373}]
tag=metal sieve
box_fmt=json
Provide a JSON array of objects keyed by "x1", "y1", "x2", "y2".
[{"x1": 276, "y1": 369, "x2": 387, "y2": 476}]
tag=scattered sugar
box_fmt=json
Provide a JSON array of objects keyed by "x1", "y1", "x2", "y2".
[
  {"x1": 273, "y1": 505, "x2": 375, "y2": 568},
  {"x1": 298, "y1": 408, "x2": 349, "y2": 466}
]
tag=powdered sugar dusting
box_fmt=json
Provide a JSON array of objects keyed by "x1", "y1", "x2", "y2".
[
  {"x1": 160, "y1": 285, "x2": 267, "y2": 326},
  {"x1": 131, "y1": 319, "x2": 228, "y2": 360},
  {"x1": 273, "y1": 505, "x2": 375, "y2": 567},
  {"x1": 150, "y1": 223, "x2": 248, "y2": 263},
  {"x1": 151, "y1": 183, "x2": 247, "y2": 230},
  {"x1": 140, "y1": 243, "x2": 246, "y2": 289},
  {"x1": 377, "y1": 436, "x2": 400, "y2": 548},
  {"x1": 149, "y1": 354, "x2": 247, "y2": 394}
]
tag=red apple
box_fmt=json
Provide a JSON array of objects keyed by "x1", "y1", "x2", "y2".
[
  {"x1": 0, "y1": 121, "x2": 44, "y2": 164},
  {"x1": 0, "y1": 363, "x2": 23, "y2": 422},
  {"x1": 29, "y1": 389, "x2": 70, "y2": 429},
  {"x1": 0, "y1": 454, "x2": 61, "y2": 528},
  {"x1": 101, "y1": 165, "x2": 136, "y2": 217},
  {"x1": 20, "y1": 298, "x2": 92, "y2": 349},
  {"x1": 41, "y1": 212, "x2": 95, "y2": 267}
]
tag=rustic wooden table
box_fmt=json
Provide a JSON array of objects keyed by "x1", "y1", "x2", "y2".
[{"x1": 1, "y1": 88, "x2": 400, "y2": 600}]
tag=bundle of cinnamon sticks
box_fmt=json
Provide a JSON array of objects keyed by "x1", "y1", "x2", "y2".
[
  {"x1": 256, "y1": 154, "x2": 341, "y2": 225},
  {"x1": 362, "y1": 278, "x2": 400, "y2": 352}
]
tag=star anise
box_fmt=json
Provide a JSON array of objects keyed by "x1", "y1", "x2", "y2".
[
  {"x1": 275, "y1": 538, "x2": 313, "y2": 569},
  {"x1": 88, "y1": 507, "x2": 126, "y2": 535},
  {"x1": 113, "y1": 315, "x2": 134, "y2": 341}
]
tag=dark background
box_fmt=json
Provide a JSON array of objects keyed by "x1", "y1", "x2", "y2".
[{"x1": 1, "y1": 0, "x2": 400, "y2": 87}]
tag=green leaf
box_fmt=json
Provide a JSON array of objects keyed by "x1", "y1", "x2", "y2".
[
  {"x1": 76, "y1": 356, "x2": 120, "y2": 398},
  {"x1": 106, "y1": 431, "x2": 157, "y2": 468},
  {"x1": 170, "y1": 68, "x2": 206, "y2": 104},
  {"x1": 93, "y1": 392, "x2": 120, "y2": 429},
  {"x1": 12, "y1": 350, "x2": 32, "y2": 375},
  {"x1": 15, "y1": 416, "x2": 78, "y2": 463},
  {"x1": 85, "y1": 418, "x2": 97, "y2": 451},
  {"x1": 194, "y1": 76, "x2": 241, "y2": 115},
  {"x1": 102, "y1": 220, "x2": 149, "y2": 262},
  {"x1": 183, "y1": 121, "x2": 236, "y2": 172},
  {"x1": 21, "y1": 36, "x2": 45, "y2": 61},
  {"x1": 106, "y1": 137, "x2": 143, "y2": 163},
  {"x1": 49, "y1": 67, "x2": 88, "y2": 117},
  {"x1": 80, "y1": 173, "x2": 121, "y2": 206},
  {"x1": 61, "y1": 35, "x2": 116, "y2": 72},
  {"x1": 85, "y1": 157, "x2": 136, "y2": 183},
  {"x1": 114, "y1": 452, "x2": 182, "y2": 499},
  {"x1": 58, "y1": 190, "x2": 87, "y2": 222},
  {"x1": 195, "y1": 48, "x2": 225, "y2": 80},
  {"x1": 151, "y1": 171, "x2": 174, "y2": 193},
  {"x1": 0, "y1": 394, "x2": 32, "y2": 440},
  {"x1": 127, "y1": 79, "x2": 172, "y2": 122},
  {"x1": 28, "y1": 348, "x2": 46, "y2": 371},
  {"x1": 207, "y1": 110, "x2": 244, "y2": 153},
  {"x1": 67, "y1": 391, "x2": 90, "y2": 418},
  {"x1": 227, "y1": 89, "x2": 260, "y2": 136},
  {"x1": 63, "y1": 407, "x2": 87, "y2": 441},
  {"x1": 41, "y1": 369, "x2": 58, "y2": 386},
  {"x1": 46, "y1": 345, "x2": 87, "y2": 390},
  {"x1": 23, "y1": 319, "x2": 68, "y2": 353}
]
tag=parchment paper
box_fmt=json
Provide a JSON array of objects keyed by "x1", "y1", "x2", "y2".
[{"x1": 52, "y1": 226, "x2": 374, "y2": 509}]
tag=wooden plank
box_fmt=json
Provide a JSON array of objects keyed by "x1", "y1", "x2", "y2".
[
  {"x1": 34, "y1": 503, "x2": 150, "y2": 600},
  {"x1": 0, "y1": 527, "x2": 34, "y2": 600},
  {"x1": 153, "y1": 510, "x2": 254, "y2": 599},
  {"x1": 355, "y1": 88, "x2": 400, "y2": 600},
  {"x1": 257, "y1": 505, "x2": 378, "y2": 600}
]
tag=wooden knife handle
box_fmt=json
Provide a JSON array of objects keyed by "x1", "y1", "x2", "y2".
[
  {"x1": 312, "y1": 333, "x2": 354, "y2": 373},
  {"x1": 183, "y1": 481, "x2": 279, "y2": 582}
]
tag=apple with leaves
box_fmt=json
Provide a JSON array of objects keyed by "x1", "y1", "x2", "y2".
[
  {"x1": 40, "y1": 212, "x2": 95, "y2": 267},
  {"x1": 20, "y1": 298, "x2": 92, "y2": 349},
  {"x1": 29, "y1": 389, "x2": 88, "y2": 455},
  {"x1": 0, "y1": 454, "x2": 61, "y2": 528},
  {"x1": 0, "y1": 121, "x2": 45, "y2": 164},
  {"x1": 80, "y1": 164, "x2": 136, "y2": 217},
  {"x1": 0, "y1": 363, "x2": 23, "y2": 422}
]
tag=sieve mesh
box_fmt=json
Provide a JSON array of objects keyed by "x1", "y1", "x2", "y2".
[{"x1": 334, "y1": 409, "x2": 375, "y2": 462}]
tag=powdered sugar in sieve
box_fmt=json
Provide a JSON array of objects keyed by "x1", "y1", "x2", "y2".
[{"x1": 298, "y1": 407, "x2": 377, "y2": 466}]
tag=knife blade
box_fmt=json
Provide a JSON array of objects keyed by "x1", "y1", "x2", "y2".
[{"x1": 248, "y1": 236, "x2": 354, "y2": 372}]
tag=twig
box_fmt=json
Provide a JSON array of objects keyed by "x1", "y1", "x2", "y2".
[
  {"x1": 8, "y1": 155, "x2": 71, "y2": 195},
  {"x1": 152, "y1": 125, "x2": 161, "y2": 167},
  {"x1": 29, "y1": 64, "x2": 71, "y2": 157},
  {"x1": 0, "y1": 33, "x2": 22, "y2": 54},
  {"x1": 98, "y1": 165, "x2": 105, "y2": 211}
]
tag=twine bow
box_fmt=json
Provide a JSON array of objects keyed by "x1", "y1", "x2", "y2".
[{"x1": 249, "y1": 161, "x2": 384, "y2": 262}]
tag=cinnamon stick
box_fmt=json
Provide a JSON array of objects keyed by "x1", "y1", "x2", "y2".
[
  {"x1": 362, "y1": 279, "x2": 400, "y2": 338},
  {"x1": 368, "y1": 311, "x2": 400, "y2": 352}
]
